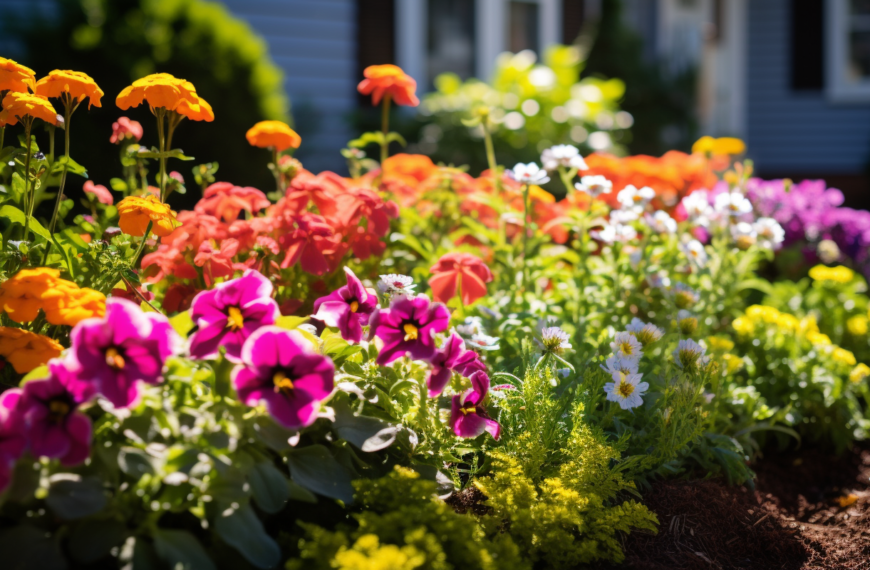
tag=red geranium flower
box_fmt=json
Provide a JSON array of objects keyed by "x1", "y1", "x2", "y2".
[
  {"x1": 194, "y1": 239, "x2": 242, "y2": 286},
  {"x1": 428, "y1": 252, "x2": 493, "y2": 306},
  {"x1": 195, "y1": 182, "x2": 271, "y2": 223}
]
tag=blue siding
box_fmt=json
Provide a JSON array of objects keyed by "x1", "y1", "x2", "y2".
[{"x1": 747, "y1": 0, "x2": 870, "y2": 174}]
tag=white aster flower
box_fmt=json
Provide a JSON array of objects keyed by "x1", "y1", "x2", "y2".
[
  {"x1": 541, "y1": 326, "x2": 572, "y2": 354},
  {"x1": 681, "y1": 191, "x2": 713, "y2": 226},
  {"x1": 468, "y1": 333, "x2": 500, "y2": 351},
  {"x1": 714, "y1": 191, "x2": 753, "y2": 218},
  {"x1": 377, "y1": 274, "x2": 416, "y2": 295},
  {"x1": 730, "y1": 221, "x2": 757, "y2": 250},
  {"x1": 676, "y1": 309, "x2": 698, "y2": 335},
  {"x1": 456, "y1": 316, "x2": 485, "y2": 337},
  {"x1": 601, "y1": 355, "x2": 640, "y2": 375},
  {"x1": 604, "y1": 370, "x2": 649, "y2": 410},
  {"x1": 645, "y1": 210, "x2": 677, "y2": 234},
  {"x1": 610, "y1": 207, "x2": 640, "y2": 224},
  {"x1": 625, "y1": 318, "x2": 664, "y2": 346},
  {"x1": 510, "y1": 162, "x2": 550, "y2": 185},
  {"x1": 670, "y1": 282, "x2": 699, "y2": 309},
  {"x1": 617, "y1": 185, "x2": 656, "y2": 210},
  {"x1": 673, "y1": 339, "x2": 710, "y2": 370},
  {"x1": 754, "y1": 217, "x2": 785, "y2": 250},
  {"x1": 591, "y1": 223, "x2": 637, "y2": 244},
  {"x1": 610, "y1": 331, "x2": 644, "y2": 360},
  {"x1": 575, "y1": 175, "x2": 612, "y2": 197},
  {"x1": 681, "y1": 239, "x2": 708, "y2": 268},
  {"x1": 541, "y1": 144, "x2": 588, "y2": 171}
]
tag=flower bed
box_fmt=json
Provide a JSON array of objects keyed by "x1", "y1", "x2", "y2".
[{"x1": 0, "y1": 57, "x2": 869, "y2": 569}]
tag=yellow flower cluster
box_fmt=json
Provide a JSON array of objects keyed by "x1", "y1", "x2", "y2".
[
  {"x1": 0, "y1": 327, "x2": 63, "y2": 373},
  {"x1": 808, "y1": 264, "x2": 855, "y2": 284},
  {"x1": 851, "y1": 363, "x2": 870, "y2": 384},
  {"x1": 847, "y1": 315, "x2": 869, "y2": 336},
  {"x1": 0, "y1": 267, "x2": 105, "y2": 326},
  {"x1": 706, "y1": 336, "x2": 743, "y2": 374},
  {"x1": 733, "y1": 305, "x2": 808, "y2": 337}
]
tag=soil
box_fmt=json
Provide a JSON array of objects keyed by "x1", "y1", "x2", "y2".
[{"x1": 620, "y1": 442, "x2": 870, "y2": 570}]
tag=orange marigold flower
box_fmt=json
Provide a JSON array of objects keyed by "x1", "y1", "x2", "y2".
[
  {"x1": 358, "y1": 64, "x2": 419, "y2": 106},
  {"x1": 382, "y1": 153, "x2": 437, "y2": 184},
  {"x1": 0, "y1": 327, "x2": 63, "y2": 374},
  {"x1": 246, "y1": 120, "x2": 301, "y2": 151},
  {"x1": 0, "y1": 56, "x2": 36, "y2": 93},
  {"x1": 428, "y1": 252, "x2": 493, "y2": 306},
  {"x1": 175, "y1": 94, "x2": 215, "y2": 122},
  {"x1": 1, "y1": 91, "x2": 58, "y2": 125},
  {"x1": 34, "y1": 69, "x2": 104, "y2": 108},
  {"x1": 117, "y1": 194, "x2": 180, "y2": 237},
  {"x1": 41, "y1": 280, "x2": 106, "y2": 326},
  {"x1": 116, "y1": 73, "x2": 212, "y2": 120},
  {"x1": 0, "y1": 268, "x2": 61, "y2": 323},
  {"x1": 692, "y1": 136, "x2": 746, "y2": 156}
]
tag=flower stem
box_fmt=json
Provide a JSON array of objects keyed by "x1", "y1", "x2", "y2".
[
  {"x1": 131, "y1": 221, "x2": 153, "y2": 268},
  {"x1": 0, "y1": 126, "x2": 5, "y2": 150},
  {"x1": 43, "y1": 97, "x2": 74, "y2": 265},
  {"x1": 21, "y1": 118, "x2": 33, "y2": 242},
  {"x1": 272, "y1": 147, "x2": 282, "y2": 192},
  {"x1": 121, "y1": 273, "x2": 162, "y2": 315},
  {"x1": 380, "y1": 94, "x2": 391, "y2": 165},
  {"x1": 482, "y1": 119, "x2": 500, "y2": 191},
  {"x1": 522, "y1": 182, "x2": 531, "y2": 291},
  {"x1": 156, "y1": 108, "x2": 167, "y2": 203}
]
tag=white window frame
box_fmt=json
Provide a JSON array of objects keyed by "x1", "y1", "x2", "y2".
[
  {"x1": 395, "y1": 0, "x2": 562, "y2": 89},
  {"x1": 826, "y1": 0, "x2": 870, "y2": 103}
]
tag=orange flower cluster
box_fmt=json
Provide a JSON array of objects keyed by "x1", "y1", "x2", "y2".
[
  {"x1": 116, "y1": 73, "x2": 214, "y2": 122},
  {"x1": 35, "y1": 70, "x2": 103, "y2": 108},
  {"x1": 117, "y1": 195, "x2": 180, "y2": 237},
  {"x1": 141, "y1": 175, "x2": 399, "y2": 298},
  {"x1": 0, "y1": 57, "x2": 36, "y2": 93},
  {"x1": 583, "y1": 151, "x2": 717, "y2": 210},
  {"x1": 0, "y1": 327, "x2": 63, "y2": 374},
  {"x1": 0, "y1": 91, "x2": 58, "y2": 126},
  {"x1": 0, "y1": 268, "x2": 105, "y2": 326}
]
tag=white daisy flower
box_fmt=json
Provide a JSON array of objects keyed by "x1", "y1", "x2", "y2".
[
  {"x1": 714, "y1": 191, "x2": 753, "y2": 218},
  {"x1": 754, "y1": 217, "x2": 785, "y2": 250},
  {"x1": 673, "y1": 339, "x2": 710, "y2": 370},
  {"x1": 610, "y1": 331, "x2": 644, "y2": 360},
  {"x1": 645, "y1": 210, "x2": 677, "y2": 234},
  {"x1": 610, "y1": 207, "x2": 640, "y2": 224},
  {"x1": 377, "y1": 274, "x2": 416, "y2": 295},
  {"x1": 681, "y1": 239, "x2": 708, "y2": 268},
  {"x1": 676, "y1": 309, "x2": 698, "y2": 335},
  {"x1": 456, "y1": 316, "x2": 485, "y2": 337},
  {"x1": 617, "y1": 185, "x2": 656, "y2": 210},
  {"x1": 730, "y1": 221, "x2": 757, "y2": 250},
  {"x1": 681, "y1": 190, "x2": 713, "y2": 226},
  {"x1": 510, "y1": 162, "x2": 550, "y2": 185},
  {"x1": 625, "y1": 318, "x2": 664, "y2": 346},
  {"x1": 591, "y1": 223, "x2": 637, "y2": 244},
  {"x1": 670, "y1": 282, "x2": 699, "y2": 309},
  {"x1": 575, "y1": 175, "x2": 612, "y2": 197},
  {"x1": 468, "y1": 333, "x2": 500, "y2": 351},
  {"x1": 541, "y1": 326, "x2": 572, "y2": 354},
  {"x1": 601, "y1": 355, "x2": 640, "y2": 375},
  {"x1": 604, "y1": 370, "x2": 649, "y2": 410},
  {"x1": 541, "y1": 144, "x2": 588, "y2": 171}
]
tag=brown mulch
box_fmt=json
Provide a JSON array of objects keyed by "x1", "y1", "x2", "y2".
[{"x1": 620, "y1": 443, "x2": 870, "y2": 570}]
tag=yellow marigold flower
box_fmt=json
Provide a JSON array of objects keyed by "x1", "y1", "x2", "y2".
[
  {"x1": 0, "y1": 327, "x2": 63, "y2": 374},
  {"x1": 117, "y1": 195, "x2": 179, "y2": 237},
  {"x1": 732, "y1": 316, "x2": 754, "y2": 336},
  {"x1": 0, "y1": 56, "x2": 36, "y2": 93},
  {"x1": 692, "y1": 136, "x2": 746, "y2": 156},
  {"x1": 832, "y1": 347, "x2": 857, "y2": 366},
  {"x1": 246, "y1": 120, "x2": 301, "y2": 151},
  {"x1": 809, "y1": 264, "x2": 854, "y2": 284},
  {"x1": 722, "y1": 353, "x2": 744, "y2": 374},
  {"x1": 776, "y1": 313, "x2": 800, "y2": 331},
  {"x1": 847, "y1": 315, "x2": 868, "y2": 336},
  {"x1": 0, "y1": 267, "x2": 61, "y2": 323},
  {"x1": 116, "y1": 73, "x2": 213, "y2": 121},
  {"x1": 850, "y1": 363, "x2": 870, "y2": 383},
  {"x1": 1, "y1": 91, "x2": 58, "y2": 125},
  {"x1": 41, "y1": 280, "x2": 106, "y2": 327},
  {"x1": 707, "y1": 336, "x2": 735, "y2": 352},
  {"x1": 34, "y1": 70, "x2": 104, "y2": 108},
  {"x1": 799, "y1": 316, "x2": 820, "y2": 335},
  {"x1": 806, "y1": 331, "x2": 832, "y2": 346}
]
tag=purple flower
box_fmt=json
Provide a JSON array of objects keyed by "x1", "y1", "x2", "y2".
[
  {"x1": 233, "y1": 326, "x2": 334, "y2": 430},
  {"x1": 370, "y1": 295, "x2": 450, "y2": 365},
  {"x1": 189, "y1": 269, "x2": 280, "y2": 361},
  {"x1": 426, "y1": 333, "x2": 489, "y2": 397},
  {"x1": 450, "y1": 371, "x2": 500, "y2": 440},
  {"x1": 313, "y1": 267, "x2": 378, "y2": 344},
  {"x1": 19, "y1": 361, "x2": 93, "y2": 466},
  {"x1": 0, "y1": 390, "x2": 27, "y2": 492},
  {"x1": 71, "y1": 298, "x2": 180, "y2": 409}
]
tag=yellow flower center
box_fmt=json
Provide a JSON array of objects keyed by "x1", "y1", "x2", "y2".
[
  {"x1": 460, "y1": 404, "x2": 476, "y2": 415},
  {"x1": 105, "y1": 347, "x2": 125, "y2": 370},
  {"x1": 273, "y1": 371, "x2": 295, "y2": 396},
  {"x1": 403, "y1": 323, "x2": 418, "y2": 341},
  {"x1": 48, "y1": 399, "x2": 70, "y2": 424},
  {"x1": 619, "y1": 342, "x2": 634, "y2": 355},
  {"x1": 350, "y1": 300, "x2": 359, "y2": 313},
  {"x1": 617, "y1": 375, "x2": 635, "y2": 398},
  {"x1": 226, "y1": 306, "x2": 245, "y2": 331}
]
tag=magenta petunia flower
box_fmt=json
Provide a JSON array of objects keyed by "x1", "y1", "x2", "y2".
[
  {"x1": 19, "y1": 361, "x2": 93, "y2": 466},
  {"x1": 370, "y1": 295, "x2": 450, "y2": 365},
  {"x1": 426, "y1": 333, "x2": 487, "y2": 397},
  {"x1": 189, "y1": 269, "x2": 280, "y2": 361},
  {"x1": 233, "y1": 326, "x2": 335, "y2": 430},
  {"x1": 313, "y1": 267, "x2": 378, "y2": 344},
  {"x1": 70, "y1": 298, "x2": 180, "y2": 409},
  {"x1": 0, "y1": 390, "x2": 27, "y2": 492},
  {"x1": 450, "y1": 371, "x2": 500, "y2": 440}
]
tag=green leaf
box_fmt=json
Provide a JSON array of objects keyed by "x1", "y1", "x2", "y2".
[
  {"x1": 45, "y1": 476, "x2": 107, "y2": 520},
  {"x1": 287, "y1": 444, "x2": 354, "y2": 504},
  {"x1": 248, "y1": 462, "x2": 290, "y2": 514},
  {"x1": 118, "y1": 447, "x2": 156, "y2": 478},
  {"x1": 153, "y1": 529, "x2": 216, "y2": 570},
  {"x1": 0, "y1": 525, "x2": 67, "y2": 570},
  {"x1": 275, "y1": 315, "x2": 308, "y2": 330},
  {"x1": 214, "y1": 503, "x2": 281, "y2": 569},
  {"x1": 51, "y1": 156, "x2": 88, "y2": 178},
  {"x1": 109, "y1": 178, "x2": 128, "y2": 193},
  {"x1": 137, "y1": 148, "x2": 195, "y2": 161},
  {"x1": 51, "y1": 234, "x2": 74, "y2": 276},
  {"x1": 348, "y1": 131, "x2": 385, "y2": 149},
  {"x1": 385, "y1": 131, "x2": 407, "y2": 146},
  {"x1": 169, "y1": 311, "x2": 194, "y2": 337},
  {"x1": 333, "y1": 400, "x2": 398, "y2": 452},
  {"x1": 0, "y1": 204, "x2": 51, "y2": 241},
  {"x1": 68, "y1": 520, "x2": 127, "y2": 565},
  {"x1": 286, "y1": 479, "x2": 317, "y2": 503}
]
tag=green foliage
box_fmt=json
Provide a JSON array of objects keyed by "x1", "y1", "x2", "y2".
[{"x1": 288, "y1": 466, "x2": 529, "y2": 570}]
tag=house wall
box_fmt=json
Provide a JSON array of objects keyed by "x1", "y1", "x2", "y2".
[{"x1": 747, "y1": 0, "x2": 870, "y2": 179}]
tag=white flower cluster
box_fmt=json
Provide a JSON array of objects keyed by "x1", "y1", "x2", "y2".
[
  {"x1": 602, "y1": 322, "x2": 661, "y2": 411},
  {"x1": 541, "y1": 144, "x2": 588, "y2": 172}
]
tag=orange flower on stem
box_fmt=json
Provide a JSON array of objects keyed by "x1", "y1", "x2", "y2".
[
  {"x1": 0, "y1": 327, "x2": 63, "y2": 374},
  {"x1": 357, "y1": 64, "x2": 418, "y2": 165},
  {"x1": 428, "y1": 252, "x2": 494, "y2": 306},
  {"x1": 0, "y1": 57, "x2": 36, "y2": 93},
  {"x1": 0, "y1": 268, "x2": 60, "y2": 323},
  {"x1": 247, "y1": 120, "x2": 301, "y2": 192},
  {"x1": 40, "y1": 281, "x2": 106, "y2": 326},
  {"x1": 118, "y1": 194, "x2": 179, "y2": 238}
]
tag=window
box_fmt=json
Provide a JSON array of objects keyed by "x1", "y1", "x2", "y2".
[
  {"x1": 509, "y1": 1, "x2": 540, "y2": 53},
  {"x1": 826, "y1": 0, "x2": 870, "y2": 101},
  {"x1": 427, "y1": 0, "x2": 476, "y2": 88}
]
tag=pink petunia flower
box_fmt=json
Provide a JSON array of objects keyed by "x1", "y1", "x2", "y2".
[
  {"x1": 313, "y1": 267, "x2": 378, "y2": 344},
  {"x1": 369, "y1": 294, "x2": 450, "y2": 365},
  {"x1": 189, "y1": 269, "x2": 280, "y2": 362},
  {"x1": 0, "y1": 390, "x2": 27, "y2": 493},
  {"x1": 110, "y1": 116, "x2": 143, "y2": 144},
  {"x1": 426, "y1": 332, "x2": 486, "y2": 397},
  {"x1": 233, "y1": 327, "x2": 335, "y2": 430},
  {"x1": 449, "y1": 371, "x2": 500, "y2": 439},
  {"x1": 83, "y1": 180, "x2": 114, "y2": 205}
]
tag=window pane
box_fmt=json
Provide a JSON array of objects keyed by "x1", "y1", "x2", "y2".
[
  {"x1": 850, "y1": 0, "x2": 870, "y2": 80},
  {"x1": 427, "y1": 0, "x2": 476, "y2": 88},
  {"x1": 509, "y1": 1, "x2": 539, "y2": 54}
]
